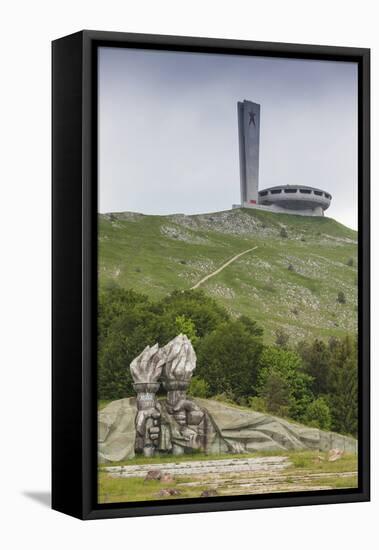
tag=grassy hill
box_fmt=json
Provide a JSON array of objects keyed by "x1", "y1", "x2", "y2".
[{"x1": 98, "y1": 208, "x2": 357, "y2": 343}]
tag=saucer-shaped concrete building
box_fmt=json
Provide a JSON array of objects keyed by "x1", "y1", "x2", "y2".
[{"x1": 258, "y1": 185, "x2": 331, "y2": 216}]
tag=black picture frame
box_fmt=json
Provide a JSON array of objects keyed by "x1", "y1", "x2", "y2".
[{"x1": 52, "y1": 30, "x2": 370, "y2": 520}]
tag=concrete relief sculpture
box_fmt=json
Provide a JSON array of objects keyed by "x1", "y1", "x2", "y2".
[{"x1": 121, "y1": 334, "x2": 357, "y2": 464}]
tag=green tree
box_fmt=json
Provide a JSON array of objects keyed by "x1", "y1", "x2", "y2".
[
  {"x1": 98, "y1": 286, "x2": 149, "y2": 346},
  {"x1": 297, "y1": 339, "x2": 331, "y2": 396},
  {"x1": 327, "y1": 336, "x2": 358, "y2": 436},
  {"x1": 237, "y1": 315, "x2": 264, "y2": 337},
  {"x1": 175, "y1": 315, "x2": 198, "y2": 344},
  {"x1": 98, "y1": 301, "x2": 178, "y2": 399},
  {"x1": 196, "y1": 319, "x2": 263, "y2": 398},
  {"x1": 303, "y1": 397, "x2": 332, "y2": 430},
  {"x1": 98, "y1": 330, "x2": 134, "y2": 399},
  {"x1": 97, "y1": 287, "x2": 251, "y2": 401},
  {"x1": 257, "y1": 347, "x2": 313, "y2": 421},
  {"x1": 258, "y1": 370, "x2": 291, "y2": 417},
  {"x1": 161, "y1": 290, "x2": 229, "y2": 337}
]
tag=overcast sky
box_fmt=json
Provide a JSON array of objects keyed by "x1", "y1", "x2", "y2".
[{"x1": 98, "y1": 47, "x2": 358, "y2": 229}]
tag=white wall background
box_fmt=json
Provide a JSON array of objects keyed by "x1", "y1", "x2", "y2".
[{"x1": 0, "y1": 1, "x2": 376, "y2": 548}]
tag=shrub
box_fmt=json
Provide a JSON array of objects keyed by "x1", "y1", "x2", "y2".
[
  {"x1": 337, "y1": 291, "x2": 346, "y2": 304},
  {"x1": 248, "y1": 396, "x2": 267, "y2": 413},
  {"x1": 103, "y1": 279, "x2": 120, "y2": 291},
  {"x1": 280, "y1": 227, "x2": 288, "y2": 238},
  {"x1": 236, "y1": 396, "x2": 249, "y2": 407},
  {"x1": 188, "y1": 376, "x2": 210, "y2": 398},
  {"x1": 275, "y1": 328, "x2": 290, "y2": 349},
  {"x1": 263, "y1": 280, "x2": 275, "y2": 293},
  {"x1": 174, "y1": 315, "x2": 198, "y2": 344},
  {"x1": 212, "y1": 392, "x2": 236, "y2": 405}
]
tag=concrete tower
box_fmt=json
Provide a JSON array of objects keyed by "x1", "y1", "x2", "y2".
[{"x1": 238, "y1": 100, "x2": 260, "y2": 206}]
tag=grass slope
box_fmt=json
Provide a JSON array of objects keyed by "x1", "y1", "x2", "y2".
[{"x1": 99, "y1": 208, "x2": 357, "y2": 343}]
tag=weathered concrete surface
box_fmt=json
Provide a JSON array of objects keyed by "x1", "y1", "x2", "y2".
[
  {"x1": 130, "y1": 343, "x2": 164, "y2": 384},
  {"x1": 99, "y1": 398, "x2": 227, "y2": 463},
  {"x1": 98, "y1": 398, "x2": 137, "y2": 462},
  {"x1": 101, "y1": 457, "x2": 358, "y2": 501},
  {"x1": 104, "y1": 456, "x2": 291, "y2": 478},
  {"x1": 195, "y1": 398, "x2": 357, "y2": 455},
  {"x1": 178, "y1": 469, "x2": 357, "y2": 496},
  {"x1": 178, "y1": 470, "x2": 356, "y2": 488},
  {"x1": 98, "y1": 397, "x2": 357, "y2": 463}
]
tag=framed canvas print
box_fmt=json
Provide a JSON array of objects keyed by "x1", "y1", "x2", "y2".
[{"x1": 52, "y1": 30, "x2": 370, "y2": 520}]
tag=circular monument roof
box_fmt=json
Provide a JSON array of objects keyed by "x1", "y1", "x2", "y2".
[{"x1": 258, "y1": 185, "x2": 331, "y2": 211}]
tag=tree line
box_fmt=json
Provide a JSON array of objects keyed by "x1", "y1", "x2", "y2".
[{"x1": 98, "y1": 286, "x2": 358, "y2": 437}]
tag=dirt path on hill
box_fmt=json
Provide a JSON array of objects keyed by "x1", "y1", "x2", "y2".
[{"x1": 190, "y1": 246, "x2": 258, "y2": 290}]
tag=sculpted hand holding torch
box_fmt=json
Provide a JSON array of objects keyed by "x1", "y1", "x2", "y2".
[
  {"x1": 161, "y1": 334, "x2": 204, "y2": 449},
  {"x1": 130, "y1": 344, "x2": 164, "y2": 457}
]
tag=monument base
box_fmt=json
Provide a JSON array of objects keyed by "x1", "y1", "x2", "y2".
[{"x1": 232, "y1": 203, "x2": 324, "y2": 217}]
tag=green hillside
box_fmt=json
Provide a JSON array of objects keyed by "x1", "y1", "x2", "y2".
[{"x1": 98, "y1": 208, "x2": 357, "y2": 343}]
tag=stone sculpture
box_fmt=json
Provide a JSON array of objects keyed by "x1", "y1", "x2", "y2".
[
  {"x1": 161, "y1": 335, "x2": 205, "y2": 455},
  {"x1": 130, "y1": 334, "x2": 218, "y2": 457},
  {"x1": 130, "y1": 343, "x2": 164, "y2": 457}
]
